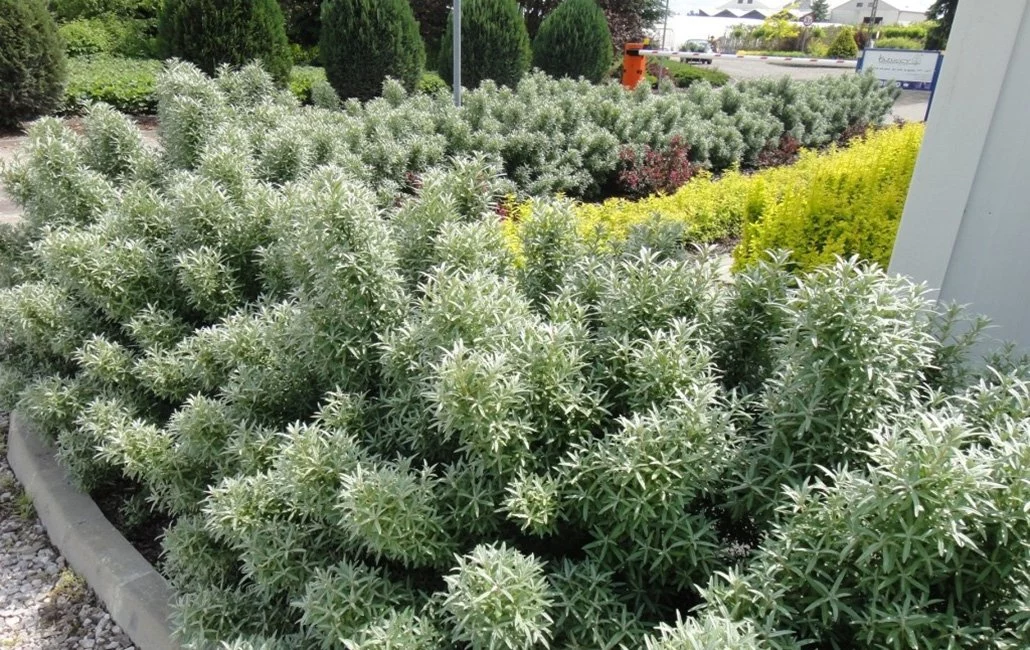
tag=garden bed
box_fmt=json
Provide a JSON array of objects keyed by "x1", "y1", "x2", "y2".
[{"x1": 6, "y1": 412, "x2": 177, "y2": 650}]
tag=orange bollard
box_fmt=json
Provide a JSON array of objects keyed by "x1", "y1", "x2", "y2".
[{"x1": 621, "y1": 42, "x2": 646, "y2": 89}]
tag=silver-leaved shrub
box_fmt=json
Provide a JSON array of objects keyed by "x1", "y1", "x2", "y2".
[{"x1": 0, "y1": 63, "x2": 1023, "y2": 650}]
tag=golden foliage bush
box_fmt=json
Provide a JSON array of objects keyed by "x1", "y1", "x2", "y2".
[{"x1": 505, "y1": 123, "x2": 924, "y2": 273}]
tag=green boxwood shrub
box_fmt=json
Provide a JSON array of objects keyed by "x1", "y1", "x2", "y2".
[
  {"x1": 320, "y1": 0, "x2": 425, "y2": 101},
  {"x1": 439, "y1": 0, "x2": 532, "y2": 89},
  {"x1": 65, "y1": 55, "x2": 160, "y2": 114},
  {"x1": 532, "y1": 0, "x2": 613, "y2": 83},
  {"x1": 0, "y1": 65, "x2": 1024, "y2": 649},
  {"x1": 0, "y1": 0, "x2": 67, "y2": 128},
  {"x1": 418, "y1": 72, "x2": 450, "y2": 95},
  {"x1": 287, "y1": 65, "x2": 326, "y2": 104},
  {"x1": 157, "y1": 0, "x2": 291, "y2": 82}
]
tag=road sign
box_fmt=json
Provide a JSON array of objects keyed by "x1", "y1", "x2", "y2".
[{"x1": 801, "y1": 14, "x2": 814, "y2": 27}]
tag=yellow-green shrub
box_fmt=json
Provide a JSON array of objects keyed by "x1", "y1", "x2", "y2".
[
  {"x1": 504, "y1": 123, "x2": 924, "y2": 273},
  {"x1": 735, "y1": 123, "x2": 924, "y2": 270}
]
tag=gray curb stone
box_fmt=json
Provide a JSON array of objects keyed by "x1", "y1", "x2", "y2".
[{"x1": 6, "y1": 411, "x2": 180, "y2": 650}]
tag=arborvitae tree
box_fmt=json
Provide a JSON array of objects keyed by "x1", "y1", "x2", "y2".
[
  {"x1": 157, "y1": 0, "x2": 291, "y2": 82},
  {"x1": 532, "y1": 0, "x2": 613, "y2": 83},
  {"x1": 0, "y1": 0, "x2": 66, "y2": 128},
  {"x1": 320, "y1": 0, "x2": 426, "y2": 101},
  {"x1": 439, "y1": 0, "x2": 532, "y2": 89},
  {"x1": 827, "y1": 26, "x2": 859, "y2": 58}
]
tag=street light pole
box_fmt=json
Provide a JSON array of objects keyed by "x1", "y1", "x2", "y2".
[
  {"x1": 453, "y1": 0, "x2": 462, "y2": 107},
  {"x1": 661, "y1": 0, "x2": 670, "y2": 50},
  {"x1": 866, "y1": 0, "x2": 880, "y2": 45}
]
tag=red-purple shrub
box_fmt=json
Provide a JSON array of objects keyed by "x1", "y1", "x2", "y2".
[
  {"x1": 616, "y1": 135, "x2": 698, "y2": 197},
  {"x1": 757, "y1": 134, "x2": 801, "y2": 168}
]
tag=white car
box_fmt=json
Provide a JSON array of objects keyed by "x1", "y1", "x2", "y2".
[{"x1": 680, "y1": 39, "x2": 714, "y2": 64}]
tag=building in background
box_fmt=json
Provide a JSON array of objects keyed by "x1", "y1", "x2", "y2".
[
  {"x1": 699, "y1": 0, "x2": 931, "y2": 23},
  {"x1": 824, "y1": 0, "x2": 932, "y2": 25}
]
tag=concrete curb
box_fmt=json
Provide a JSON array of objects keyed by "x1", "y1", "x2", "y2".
[{"x1": 6, "y1": 411, "x2": 180, "y2": 650}]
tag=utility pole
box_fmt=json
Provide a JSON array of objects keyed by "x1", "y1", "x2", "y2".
[
  {"x1": 453, "y1": 0, "x2": 462, "y2": 107},
  {"x1": 662, "y1": 0, "x2": 670, "y2": 50},
  {"x1": 866, "y1": 0, "x2": 880, "y2": 45}
]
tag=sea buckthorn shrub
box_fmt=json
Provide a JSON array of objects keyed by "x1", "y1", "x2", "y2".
[
  {"x1": 511, "y1": 123, "x2": 923, "y2": 265},
  {"x1": 5, "y1": 63, "x2": 1025, "y2": 650}
]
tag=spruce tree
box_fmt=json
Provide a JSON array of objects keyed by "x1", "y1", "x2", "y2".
[
  {"x1": 439, "y1": 0, "x2": 532, "y2": 89},
  {"x1": 0, "y1": 0, "x2": 66, "y2": 128},
  {"x1": 321, "y1": 0, "x2": 426, "y2": 102},
  {"x1": 532, "y1": 0, "x2": 613, "y2": 83},
  {"x1": 157, "y1": 0, "x2": 292, "y2": 83}
]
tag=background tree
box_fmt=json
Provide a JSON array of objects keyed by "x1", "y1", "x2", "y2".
[
  {"x1": 925, "y1": 0, "x2": 958, "y2": 50},
  {"x1": 532, "y1": 0, "x2": 613, "y2": 83},
  {"x1": 158, "y1": 0, "x2": 291, "y2": 82},
  {"x1": 277, "y1": 0, "x2": 321, "y2": 49},
  {"x1": 810, "y1": 0, "x2": 829, "y2": 22},
  {"x1": 411, "y1": 0, "x2": 451, "y2": 68},
  {"x1": 439, "y1": 0, "x2": 531, "y2": 89},
  {"x1": 321, "y1": 0, "x2": 425, "y2": 101},
  {"x1": 0, "y1": 0, "x2": 67, "y2": 128},
  {"x1": 416, "y1": 0, "x2": 665, "y2": 65}
]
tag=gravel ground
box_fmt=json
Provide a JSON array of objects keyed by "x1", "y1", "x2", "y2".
[{"x1": 0, "y1": 415, "x2": 136, "y2": 650}]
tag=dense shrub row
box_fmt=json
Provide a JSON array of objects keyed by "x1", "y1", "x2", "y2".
[
  {"x1": 735, "y1": 123, "x2": 923, "y2": 270},
  {"x1": 2, "y1": 64, "x2": 1028, "y2": 650},
  {"x1": 512, "y1": 123, "x2": 923, "y2": 267},
  {"x1": 46, "y1": 61, "x2": 895, "y2": 199}
]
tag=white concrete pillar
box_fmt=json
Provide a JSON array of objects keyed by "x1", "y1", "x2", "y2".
[{"x1": 889, "y1": 0, "x2": 1030, "y2": 350}]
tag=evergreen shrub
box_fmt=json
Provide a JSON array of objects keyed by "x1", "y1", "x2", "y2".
[
  {"x1": 532, "y1": 0, "x2": 614, "y2": 83},
  {"x1": 1, "y1": 64, "x2": 1027, "y2": 650},
  {"x1": 157, "y1": 0, "x2": 291, "y2": 82},
  {"x1": 439, "y1": 0, "x2": 532, "y2": 89},
  {"x1": 826, "y1": 26, "x2": 859, "y2": 58},
  {"x1": 320, "y1": 0, "x2": 426, "y2": 101},
  {"x1": 0, "y1": 0, "x2": 67, "y2": 128}
]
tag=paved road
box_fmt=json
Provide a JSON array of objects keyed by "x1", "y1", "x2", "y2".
[
  {"x1": 707, "y1": 58, "x2": 929, "y2": 122},
  {"x1": 0, "y1": 136, "x2": 23, "y2": 225}
]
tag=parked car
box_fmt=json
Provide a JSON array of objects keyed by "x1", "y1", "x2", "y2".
[{"x1": 680, "y1": 39, "x2": 714, "y2": 64}]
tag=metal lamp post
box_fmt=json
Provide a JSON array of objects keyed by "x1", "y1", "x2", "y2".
[{"x1": 453, "y1": 0, "x2": 462, "y2": 107}]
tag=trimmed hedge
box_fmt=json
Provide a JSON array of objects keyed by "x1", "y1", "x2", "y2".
[
  {"x1": 0, "y1": 0, "x2": 67, "y2": 128},
  {"x1": 873, "y1": 36, "x2": 924, "y2": 50},
  {"x1": 1, "y1": 64, "x2": 1026, "y2": 649}
]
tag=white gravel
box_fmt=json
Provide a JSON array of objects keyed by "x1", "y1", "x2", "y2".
[{"x1": 0, "y1": 414, "x2": 136, "y2": 650}]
